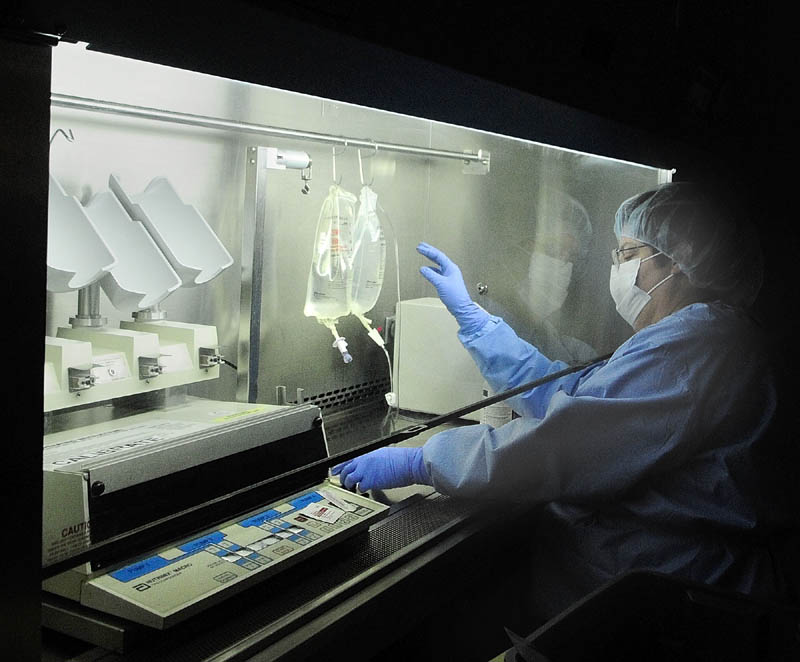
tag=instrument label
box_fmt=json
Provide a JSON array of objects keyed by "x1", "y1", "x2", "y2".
[
  {"x1": 44, "y1": 421, "x2": 212, "y2": 468},
  {"x1": 297, "y1": 502, "x2": 344, "y2": 524}
]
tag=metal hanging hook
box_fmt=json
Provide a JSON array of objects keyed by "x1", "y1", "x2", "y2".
[
  {"x1": 361, "y1": 140, "x2": 378, "y2": 158},
  {"x1": 300, "y1": 163, "x2": 312, "y2": 195},
  {"x1": 332, "y1": 144, "x2": 346, "y2": 185},
  {"x1": 357, "y1": 148, "x2": 374, "y2": 187},
  {"x1": 50, "y1": 128, "x2": 75, "y2": 145}
]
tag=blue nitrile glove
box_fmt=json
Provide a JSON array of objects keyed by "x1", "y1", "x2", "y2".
[
  {"x1": 331, "y1": 447, "x2": 430, "y2": 491},
  {"x1": 417, "y1": 242, "x2": 489, "y2": 336}
]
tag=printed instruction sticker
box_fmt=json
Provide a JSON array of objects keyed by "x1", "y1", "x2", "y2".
[
  {"x1": 317, "y1": 488, "x2": 357, "y2": 512},
  {"x1": 44, "y1": 420, "x2": 212, "y2": 468},
  {"x1": 91, "y1": 354, "x2": 130, "y2": 383},
  {"x1": 211, "y1": 407, "x2": 267, "y2": 423},
  {"x1": 297, "y1": 502, "x2": 345, "y2": 524}
]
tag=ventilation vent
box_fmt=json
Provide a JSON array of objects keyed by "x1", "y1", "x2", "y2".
[{"x1": 303, "y1": 378, "x2": 390, "y2": 413}]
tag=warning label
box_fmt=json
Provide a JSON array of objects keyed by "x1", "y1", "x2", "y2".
[{"x1": 44, "y1": 519, "x2": 91, "y2": 566}]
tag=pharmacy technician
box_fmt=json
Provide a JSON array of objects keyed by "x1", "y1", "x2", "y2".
[{"x1": 332, "y1": 182, "x2": 794, "y2": 619}]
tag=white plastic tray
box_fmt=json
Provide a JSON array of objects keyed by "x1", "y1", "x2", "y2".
[
  {"x1": 47, "y1": 174, "x2": 117, "y2": 292},
  {"x1": 84, "y1": 187, "x2": 182, "y2": 310},
  {"x1": 109, "y1": 175, "x2": 233, "y2": 287}
]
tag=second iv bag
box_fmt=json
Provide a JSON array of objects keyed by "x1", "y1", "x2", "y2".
[
  {"x1": 349, "y1": 185, "x2": 386, "y2": 327},
  {"x1": 304, "y1": 184, "x2": 358, "y2": 362},
  {"x1": 350, "y1": 184, "x2": 392, "y2": 395}
]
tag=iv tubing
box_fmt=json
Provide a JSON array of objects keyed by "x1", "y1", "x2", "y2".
[
  {"x1": 324, "y1": 321, "x2": 352, "y2": 363},
  {"x1": 377, "y1": 201, "x2": 400, "y2": 404}
]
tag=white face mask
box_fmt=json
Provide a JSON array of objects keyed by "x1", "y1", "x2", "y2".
[
  {"x1": 518, "y1": 252, "x2": 573, "y2": 319},
  {"x1": 609, "y1": 252, "x2": 674, "y2": 327}
]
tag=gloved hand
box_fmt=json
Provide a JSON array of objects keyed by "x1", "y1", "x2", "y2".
[
  {"x1": 331, "y1": 447, "x2": 430, "y2": 491},
  {"x1": 417, "y1": 242, "x2": 489, "y2": 335}
]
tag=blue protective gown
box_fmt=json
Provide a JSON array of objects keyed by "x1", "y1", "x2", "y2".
[{"x1": 422, "y1": 301, "x2": 786, "y2": 617}]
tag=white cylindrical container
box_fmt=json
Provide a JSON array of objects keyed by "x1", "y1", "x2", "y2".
[{"x1": 479, "y1": 380, "x2": 513, "y2": 428}]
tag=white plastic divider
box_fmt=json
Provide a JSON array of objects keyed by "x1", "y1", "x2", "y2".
[
  {"x1": 109, "y1": 174, "x2": 233, "y2": 287},
  {"x1": 47, "y1": 174, "x2": 117, "y2": 292},
  {"x1": 85, "y1": 185, "x2": 182, "y2": 310}
]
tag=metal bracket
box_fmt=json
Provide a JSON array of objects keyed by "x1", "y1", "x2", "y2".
[
  {"x1": 198, "y1": 346, "x2": 222, "y2": 369},
  {"x1": 462, "y1": 149, "x2": 490, "y2": 175},
  {"x1": 138, "y1": 356, "x2": 162, "y2": 380},
  {"x1": 68, "y1": 366, "x2": 95, "y2": 392},
  {"x1": 262, "y1": 147, "x2": 312, "y2": 171},
  {"x1": 276, "y1": 385, "x2": 288, "y2": 405}
]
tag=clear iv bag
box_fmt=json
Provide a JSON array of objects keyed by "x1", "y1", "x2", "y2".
[
  {"x1": 349, "y1": 185, "x2": 386, "y2": 320},
  {"x1": 303, "y1": 184, "x2": 357, "y2": 321}
]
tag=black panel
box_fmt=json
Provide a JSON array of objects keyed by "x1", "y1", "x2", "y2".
[{"x1": 0, "y1": 35, "x2": 50, "y2": 662}]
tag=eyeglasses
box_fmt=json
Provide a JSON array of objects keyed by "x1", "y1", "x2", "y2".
[{"x1": 611, "y1": 243, "x2": 649, "y2": 266}]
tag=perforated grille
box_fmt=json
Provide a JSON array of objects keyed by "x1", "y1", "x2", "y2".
[{"x1": 303, "y1": 378, "x2": 390, "y2": 413}]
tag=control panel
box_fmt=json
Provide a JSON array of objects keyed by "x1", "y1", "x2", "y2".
[{"x1": 76, "y1": 482, "x2": 387, "y2": 628}]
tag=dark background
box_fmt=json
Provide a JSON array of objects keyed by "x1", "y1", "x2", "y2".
[
  {"x1": 259, "y1": 1, "x2": 778, "y2": 172},
  {"x1": 1, "y1": 2, "x2": 792, "y2": 658}
]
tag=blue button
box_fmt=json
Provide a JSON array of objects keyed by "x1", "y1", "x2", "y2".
[
  {"x1": 111, "y1": 556, "x2": 170, "y2": 583},
  {"x1": 178, "y1": 531, "x2": 225, "y2": 553},
  {"x1": 239, "y1": 509, "x2": 282, "y2": 527}
]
